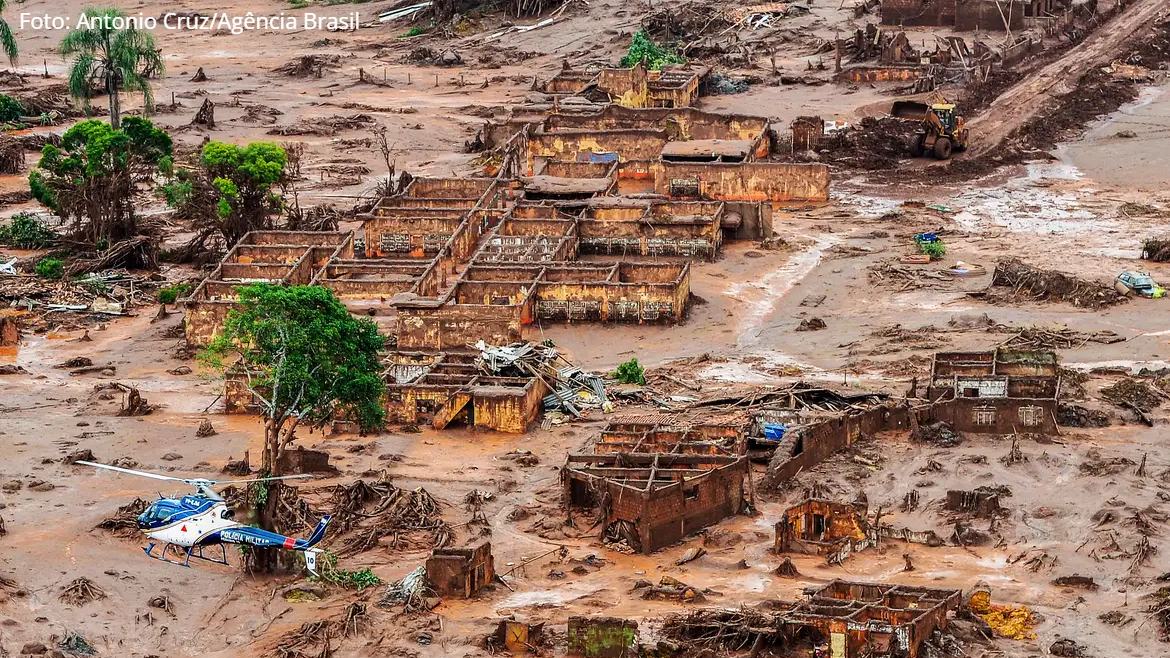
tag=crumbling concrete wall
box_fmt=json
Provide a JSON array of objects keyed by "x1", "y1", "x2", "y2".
[
  {"x1": 655, "y1": 162, "x2": 830, "y2": 203},
  {"x1": 841, "y1": 65, "x2": 926, "y2": 82},
  {"x1": 183, "y1": 300, "x2": 234, "y2": 348},
  {"x1": 768, "y1": 403, "x2": 916, "y2": 483},
  {"x1": 527, "y1": 130, "x2": 668, "y2": 173},
  {"x1": 775, "y1": 499, "x2": 869, "y2": 554},
  {"x1": 224, "y1": 369, "x2": 263, "y2": 414},
  {"x1": 362, "y1": 215, "x2": 464, "y2": 258},
  {"x1": 396, "y1": 304, "x2": 524, "y2": 351},
  {"x1": 931, "y1": 397, "x2": 1057, "y2": 434},
  {"x1": 597, "y1": 65, "x2": 649, "y2": 108},
  {"x1": 638, "y1": 461, "x2": 747, "y2": 552}
]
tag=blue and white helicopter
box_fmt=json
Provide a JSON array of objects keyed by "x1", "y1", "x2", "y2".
[{"x1": 79, "y1": 461, "x2": 332, "y2": 574}]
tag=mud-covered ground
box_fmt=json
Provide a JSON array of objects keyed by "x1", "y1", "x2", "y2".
[{"x1": 2, "y1": 0, "x2": 1170, "y2": 657}]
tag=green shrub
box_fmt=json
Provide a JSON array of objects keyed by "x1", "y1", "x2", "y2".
[
  {"x1": 916, "y1": 239, "x2": 946, "y2": 260},
  {"x1": 158, "y1": 282, "x2": 193, "y2": 304},
  {"x1": 35, "y1": 257, "x2": 64, "y2": 279},
  {"x1": 311, "y1": 552, "x2": 382, "y2": 590},
  {"x1": 0, "y1": 213, "x2": 57, "y2": 248},
  {"x1": 0, "y1": 95, "x2": 24, "y2": 123},
  {"x1": 403, "y1": 26, "x2": 427, "y2": 37},
  {"x1": 620, "y1": 30, "x2": 685, "y2": 71},
  {"x1": 613, "y1": 357, "x2": 646, "y2": 385}
]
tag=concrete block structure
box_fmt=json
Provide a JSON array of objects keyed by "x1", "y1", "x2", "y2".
[
  {"x1": 562, "y1": 452, "x2": 749, "y2": 553},
  {"x1": 381, "y1": 351, "x2": 549, "y2": 433},
  {"x1": 566, "y1": 616, "x2": 638, "y2": 658},
  {"x1": 425, "y1": 540, "x2": 494, "y2": 598},
  {"x1": 925, "y1": 348, "x2": 1060, "y2": 434}
]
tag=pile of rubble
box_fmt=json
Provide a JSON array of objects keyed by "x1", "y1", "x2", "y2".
[
  {"x1": 476, "y1": 341, "x2": 609, "y2": 417},
  {"x1": 814, "y1": 117, "x2": 919, "y2": 170}
]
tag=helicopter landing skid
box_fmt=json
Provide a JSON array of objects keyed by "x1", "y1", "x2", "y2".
[{"x1": 144, "y1": 542, "x2": 230, "y2": 569}]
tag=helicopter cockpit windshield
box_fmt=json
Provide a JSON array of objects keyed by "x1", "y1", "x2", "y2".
[{"x1": 137, "y1": 500, "x2": 183, "y2": 528}]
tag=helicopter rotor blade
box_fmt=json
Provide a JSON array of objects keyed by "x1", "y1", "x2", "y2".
[
  {"x1": 216, "y1": 474, "x2": 316, "y2": 485},
  {"x1": 76, "y1": 461, "x2": 189, "y2": 483}
]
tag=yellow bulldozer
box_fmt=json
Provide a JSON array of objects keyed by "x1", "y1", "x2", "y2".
[{"x1": 892, "y1": 100, "x2": 970, "y2": 160}]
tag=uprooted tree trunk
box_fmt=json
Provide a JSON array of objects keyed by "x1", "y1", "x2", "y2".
[
  {"x1": 191, "y1": 98, "x2": 215, "y2": 128},
  {"x1": 65, "y1": 235, "x2": 159, "y2": 276}
]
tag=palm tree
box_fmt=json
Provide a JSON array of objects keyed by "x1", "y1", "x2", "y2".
[
  {"x1": 0, "y1": 0, "x2": 18, "y2": 65},
  {"x1": 61, "y1": 8, "x2": 163, "y2": 129}
]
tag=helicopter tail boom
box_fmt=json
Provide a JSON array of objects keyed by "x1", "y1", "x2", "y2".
[{"x1": 305, "y1": 515, "x2": 331, "y2": 548}]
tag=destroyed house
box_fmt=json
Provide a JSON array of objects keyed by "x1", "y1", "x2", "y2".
[
  {"x1": 774, "y1": 498, "x2": 872, "y2": 557},
  {"x1": 538, "y1": 62, "x2": 707, "y2": 109},
  {"x1": 926, "y1": 349, "x2": 1059, "y2": 433},
  {"x1": 562, "y1": 453, "x2": 749, "y2": 553},
  {"x1": 182, "y1": 231, "x2": 354, "y2": 346},
  {"x1": 381, "y1": 351, "x2": 549, "y2": 433},
  {"x1": 394, "y1": 260, "x2": 692, "y2": 350},
  {"x1": 485, "y1": 102, "x2": 830, "y2": 204},
  {"x1": 665, "y1": 581, "x2": 962, "y2": 657},
  {"x1": 789, "y1": 581, "x2": 962, "y2": 658}
]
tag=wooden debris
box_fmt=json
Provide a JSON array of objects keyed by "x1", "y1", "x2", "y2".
[
  {"x1": 868, "y1": 261, "x2": 954, "y2": 290},
  {"x1": 990, "y1": 323, "x2": 1124, "y2": 350},
  {"x1": 59, "y1": 577, "x2": 106, "y2": 606},
  {"x1": 0, "y1": 134, "x2": 25, "y2": 174},
  {"x1": 991, "y1": 259, "x2": 1125, "y2": 309},
  {"x1": 96, "y1": 498, "x2": 150, "y2": 538}
]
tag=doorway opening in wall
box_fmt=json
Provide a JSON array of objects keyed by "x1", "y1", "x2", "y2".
[{"x1": 812, "y1": 513, "x2": 826, "y2": 536}]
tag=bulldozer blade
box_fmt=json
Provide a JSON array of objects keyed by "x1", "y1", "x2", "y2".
[{"x1": 891, "y1": 100, "x2": 930, "y2": 120}]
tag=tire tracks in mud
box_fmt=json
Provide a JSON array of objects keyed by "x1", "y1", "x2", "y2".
[{"x1": 967, "y1": 0, "x2": 1170, "y2": 155}]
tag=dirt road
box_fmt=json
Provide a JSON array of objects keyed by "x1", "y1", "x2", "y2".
[{"x1": 966, "y1": 0, "x2": 1169, "y2": 155}]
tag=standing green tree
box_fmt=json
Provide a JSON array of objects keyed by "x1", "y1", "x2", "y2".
[
  {"x1": 61, "y1": 8, "x2": 163, "y2": 129},
  {"x1": 203, "y1": 284, "x2": 385, "y2": 475},
  {"x1": 0, "y1": 0, "x2": 19, "y2": 66},
  {"x1": 163, "y1": 141, "x2": 290, "y2": 256},
  {"x1": 29, "y1": 117, "x2": 172, "y2": 245},
  {"x1": 202, "y1": 284, "x2": 385, "y2": 572}
]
